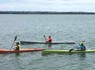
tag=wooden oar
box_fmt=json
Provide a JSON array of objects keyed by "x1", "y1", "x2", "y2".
[{"x1": 10, "y1": 36, "x2": 17, "y2": 50}]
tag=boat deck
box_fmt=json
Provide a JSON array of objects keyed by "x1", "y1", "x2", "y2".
[{"x1": 42, "y1": 50, "x2": 95, "y2": 55}]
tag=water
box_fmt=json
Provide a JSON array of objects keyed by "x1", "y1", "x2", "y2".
[{"x1": 0, "y1": 14, "x2": 95, "y2": 70}]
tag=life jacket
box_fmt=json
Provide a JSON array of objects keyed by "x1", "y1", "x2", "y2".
[
  {"x1": 48, "y1": 38, "x2": 52, "y2": 42},
  {"x1": 79, "y1": 45, "x2": 86, "y2": 51},
  {"x1": 15, "y1": 45, "x2": 20, "y2": 50}
]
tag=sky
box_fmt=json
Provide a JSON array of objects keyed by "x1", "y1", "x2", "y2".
[{"x1": 0, "y1": 0, "x2": 95, "y2": 12}]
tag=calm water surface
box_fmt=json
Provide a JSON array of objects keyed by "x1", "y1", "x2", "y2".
[{"x1": 0, "y1": 14, "x2": 95, "y2": 70}]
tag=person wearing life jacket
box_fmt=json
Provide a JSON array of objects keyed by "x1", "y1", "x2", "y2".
[
  {"x1": 78, "y1": 42, "x2": 86, "y2": 51},
  {"x1": 15, "y1": 42, "x2": 21, "y2": 50},
  {"x1": 47, "y1": 36, "x2": 52, "y2": 43}
]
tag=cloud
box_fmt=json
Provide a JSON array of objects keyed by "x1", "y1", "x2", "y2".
[{"x1": 0, "y1": 0, "x2": 95, "y2": 11}]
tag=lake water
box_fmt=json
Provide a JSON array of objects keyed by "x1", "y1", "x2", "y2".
[{"x1": 0, "y1": 14, "x2": 95, "y2": 70}]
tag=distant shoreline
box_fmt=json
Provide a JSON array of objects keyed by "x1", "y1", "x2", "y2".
[{"x1": 0, "y1": 11, "x2": 95, "y2": 14}]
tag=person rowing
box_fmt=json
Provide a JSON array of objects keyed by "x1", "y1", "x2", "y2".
[
  {"x1": 46, "y1": 36, "x2": 52, "y2": 43},
  {"x1": 77, "y1": 42, "x2": 86, "y2": 51},
  {"x1": 69, "y1": 42, "x2": 86, "y2": 52},
  {"x1": 15, "y1": 42, "x2": 21, "y2": 50}
]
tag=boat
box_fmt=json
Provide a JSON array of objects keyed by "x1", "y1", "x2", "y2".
[
  {"x1": 42, "y1": 49, "x2": 95, "y2": 55},
  {"x1": 20, "y1": 41, "x2": 75, "y2": 44},
  {"x1": 0, "y1": 48, "x2": 45, "y2": 53}
]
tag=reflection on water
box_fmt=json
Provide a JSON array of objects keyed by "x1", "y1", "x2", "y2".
[
  {"x1": 79, "y1": 53, "x2": 86, "y2": 58},
  {"x1": 15, "y1": 53, "x2": 20, "y2": 56},
  {"x1": 47, "y1": 44, "x2": 52, "y2": 48}
]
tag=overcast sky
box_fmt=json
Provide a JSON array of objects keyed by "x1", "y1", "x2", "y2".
[{"x1": 0, "y1": 0, "x2": 95, "y2": 12}]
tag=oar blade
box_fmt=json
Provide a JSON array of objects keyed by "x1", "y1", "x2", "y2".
[
  {"x1": 43, "y1": 35, "x2": 47, "y2": 41},
  {"x1": 69, "y1": 49, "x2": 73, "y2": 52},
  {"x1": 14, "y1": 36, "x2": 17, "y2": 41}
]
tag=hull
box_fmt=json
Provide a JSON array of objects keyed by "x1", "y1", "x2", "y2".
[
  {"x1": 0, "y1": 48, "x2": 45, "y2": 53},
  {"x1": 42, "y1": 50, "x2": 95, "y2": 54},
  {"x1": 20, "y1": 41, "x2": 75, "y2": 44}
]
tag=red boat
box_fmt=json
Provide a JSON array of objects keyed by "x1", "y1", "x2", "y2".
[{"x1": 0, "y1": 48, "x2": 45, "y2": 53}]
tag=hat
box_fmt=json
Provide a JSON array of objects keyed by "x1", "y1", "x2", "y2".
[{"x1": 80, "y1": 42, "x2": 84, "y2": 45}]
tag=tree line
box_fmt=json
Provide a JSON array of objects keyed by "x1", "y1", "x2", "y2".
[{"x1": 0, "y1": 11, "x2": 95, "y2": 14}]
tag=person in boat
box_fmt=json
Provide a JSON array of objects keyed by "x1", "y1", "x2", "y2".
[
  {"x1": 69, "y1": 42, "x2": 86, "y2": 52},
  {"x1": 47, "y1": 36, "x2": 52, "y2": 43},
  {"x1": 15, "y1": 42, "x2": 21, "y2": 50},
  {"x1": 77, "y1": 42, "x2": 86, "y2": 51}
]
